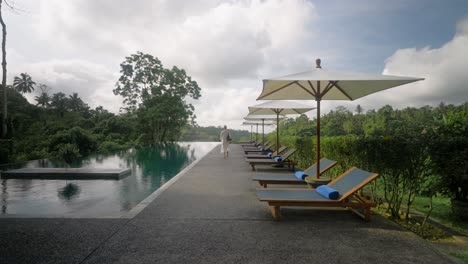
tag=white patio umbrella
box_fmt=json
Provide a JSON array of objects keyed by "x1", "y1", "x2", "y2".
[
  {"x1": 244, "y1": 114, "x2": 284, "y2": 145},
  {"x1": 242, "y1": 120, "x2": 275, "y2": 142},
  {"x1": 257, "y1": 58, "x2": 424, "y2": 179},
  {"x1": 248, "y1": 100, "x2": 315, "y2": 151}
]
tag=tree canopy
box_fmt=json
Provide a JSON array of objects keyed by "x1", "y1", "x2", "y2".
[{"x1": 113, "y1": 52, "x2": 201, "y2": 144}]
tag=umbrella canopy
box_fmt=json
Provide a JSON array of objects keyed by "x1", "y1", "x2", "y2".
[
  {"x1": 248, "y1": 100, "x2": 315, "y2": 151},
  {"x1": 244, "y1": 114, "x2": 284, "y2": 144},
  {"x1": 242, "y1": 121, "x2": 275, "y2": 142},
  {"x1": 257, "y1": 59, "x2": 424, "y2": 179}
]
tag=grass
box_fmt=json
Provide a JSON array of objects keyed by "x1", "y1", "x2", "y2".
[
  {"x1": 410, "y1": 195, "x2": 468, "y2": 236},
  {"x1": 450, "y1": 251, "x2": 468, "y2": 264},
  {"x1": 373, "y1": 194, "x2": 468, "y2": 262}
]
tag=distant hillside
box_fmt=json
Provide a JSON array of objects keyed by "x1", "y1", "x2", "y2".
[{"x1": 180, "y1": 126, "x2": 251, "y2": 143}]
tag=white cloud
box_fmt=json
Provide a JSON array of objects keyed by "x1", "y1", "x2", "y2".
[
  {"x1": 7, "y1": 1, "x2": 468, "y2": 131},
  {"x1": 12, "y1": 0, "x2": 317, "y2": 129},
  {"x1": 353, "y1": 17, "x2": 468, "y2": 112},
  {"x1": 12, "y1": 59, "x2": 121, "y2": 112}
]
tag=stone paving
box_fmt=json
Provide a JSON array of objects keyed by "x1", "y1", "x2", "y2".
[{"x1": 0, "y1": 144, "x2": 461, "y2": 263}]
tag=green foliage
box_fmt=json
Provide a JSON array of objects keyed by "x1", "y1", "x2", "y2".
[
  {"x1": 13, "y1": 73, "x2": 36, "y2": 94},
  {"x1": 98, "y1": 141, "x2": 129, "y2": 153},
  {"x1": 49, "y1": 127, "x2": 98, "y2": 156},
  {"x1": 54, "y1": 143, "x2": 81, "y2": 164},
  {"x1": 450, "y1": 251, "x2": 468, "y2": 264},
  {"x1": 429, "y1": 108, "x2": 468, "y2": 203},
  {"x1": 294, "y1": 136, "x2": 314, "y2": 170},
  {"x1": 113, "y1": 51, "x2": 201, "y2": 144},
  {"x1": 264, "y1": 102, "x2": 467, "y2": 221}
]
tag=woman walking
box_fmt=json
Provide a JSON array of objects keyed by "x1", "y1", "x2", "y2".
[{"x1": 220, "y1": 125, "x2": 231, "y2": 159}]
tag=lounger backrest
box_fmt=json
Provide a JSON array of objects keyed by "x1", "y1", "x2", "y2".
[
  {"x1": 264, "y1": 143, "x2": 274, "y2": 149},
  {"x1": 280, "y1": 148, "x2": 297, "y2": 160},
  {"x1": 327, "y1": 167, "x2": 379, "y2": 202},
  {"x1": 304, "y1": 158, "x2": 337, "y2": 177},
  {"x1": 277, "y1": 146, "x2": 288, "y2": 154}
]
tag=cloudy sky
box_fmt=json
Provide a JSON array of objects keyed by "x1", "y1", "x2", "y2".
[{"x1": 5, "y1": 0, "x2": 468, "y2": 130}]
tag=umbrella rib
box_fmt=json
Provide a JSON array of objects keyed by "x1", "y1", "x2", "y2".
[
  {"x1": 331, "y1": 81, "x2": 353, "y2": 100},
  {"x1": 307, "y1": 81, "x2": 317, "y2": 96},
  {"x1": 320, "y1": 81, "x2": 334, "y2": 97},
  {"x1": 258, "y1": 81, "x2": 296, "y2": 99},
  {"x1": 296, "y1": 81, "x2": 316, "y2": 97}
]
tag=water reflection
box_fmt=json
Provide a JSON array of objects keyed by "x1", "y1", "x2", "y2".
[
  {"x1": 0, "y1": 142, "x2": 218, "y2": 217},
  {"x1": 1, "y1": 179, "x2": 6, "y2": 213},
  {"x1": 58, "y1": 183, "x2": 81, "y2": 201}
]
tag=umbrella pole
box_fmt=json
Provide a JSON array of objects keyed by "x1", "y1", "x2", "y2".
[
  {"x1": 316, "y1": 98, "x2": 321, "y2": 179},
  {"x1": 256, "y1": 123, "x2": 258, "y2": 143},
  {"x1": 250, "y1": 125, "x2": 253, "y2": 141},
  {"x1": 276, "y1": 112, "x2": 280, "y2": 151},
  {"x1": 262, "y1": 119, "x2": 265, "y2": 145}
]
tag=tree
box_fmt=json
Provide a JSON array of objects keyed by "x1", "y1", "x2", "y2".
[
  {"x1": 13, "y1": 73, "x2": 35, "y2": 94},
  {"x1": 68, "y1": 93, "x2": 85, "y2": 112},
  {"x1": 114, "y1": 51, "x2": 201, "y2": 143},
  {"x1": 34, "y1": 84, "x2": 51, "y2": 107},
  {"x1": 50, "y1": 92, "x2": 68, "y2": 117},
  {"x1": 113, "y1": 52, "x2": 164, "y2": 112},
  {"x1": 0, "y1": 0, "x2": 10, "y2": 138}
]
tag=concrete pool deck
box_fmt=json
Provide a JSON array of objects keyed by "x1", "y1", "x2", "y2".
[{"x1": 0, "y1": 144, "x2": 462, "y2": 263}]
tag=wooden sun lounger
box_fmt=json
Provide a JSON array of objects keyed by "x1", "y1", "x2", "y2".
[
  {"x1": 242, "y1": 142, "x2": 270, "y2": 149},
  {"x1": 245, "y1": 148, "x2": 297, "y2": 171},
  {"x1": 256, "y1": 167, "x2": 379, "y2": 221},
  {"x1": 243, "y1": 143, "x2": 274, "y2": 154},
  {"x1": 245, "y1": 146, "x2": 288, "y2": 159},
  {"x1": 253, "y1": 158, "x2": 337, "y2": 187}
]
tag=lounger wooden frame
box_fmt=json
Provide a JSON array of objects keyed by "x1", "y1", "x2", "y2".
[
  {"x1": 257, "y1": 167, "x2": 379, "y2": 221},
  {"x1": 241, "y1": 141, "x2": 270, "y2": 148},
  {"x1": 243, "y1": 143, "x2": 275, "y2": 154},
  {"x1": 254, "y1": 158, "x2": 337, "y2": 187},
  {"x1": 245, "y1": 146, "x2": 288, "y2": 159},
  {"x1": 246, "y1": 148, "x2": 297, "y2": 171}
]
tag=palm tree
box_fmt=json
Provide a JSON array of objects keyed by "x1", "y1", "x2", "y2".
[
  {"x1": 35, "y1": 84, "x2": 51, "y2": 108},
  {"x1": 50, "y1": 92, "x2": 68, "y2": 117},
  {"x1": 13, "y1": 73, "x2": 36, "y2": 94},
  {"x1": 35, "y1": 92, "x2": 50, "y2": 107},
  {"x1": 68, "y1": 92, "x2": 84, "y2": 112}
]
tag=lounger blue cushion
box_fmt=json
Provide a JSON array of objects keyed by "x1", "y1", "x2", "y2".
[
  {"x1": 316, "y1": 185, "x2": 340, "y2": 200},
  {"x1": 294, "y1": 171, "x2": 308, "y2": 180},
  {"x1": 274, "y1": 156, "x2": 282, "y2": 162},
  {"x1": 267, "y1": 152, "x2": 273, "y2": 157}
]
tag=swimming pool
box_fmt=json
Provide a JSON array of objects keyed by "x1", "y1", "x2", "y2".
[{"x1": 0, "y1": 142, "x2": 218, "y2": 217}]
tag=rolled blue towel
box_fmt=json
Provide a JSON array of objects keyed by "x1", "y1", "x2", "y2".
[
  {"x1": 274, "y1": 156, "x2": 282, "y2": 162},
  {"x1": 267, "y1": 152, "x2": 273, "y2": 157},
  {"x1": 260, "y1": 147, "x2": 266, "y2": 151},
  {"x1": 316, "y1": 185, "x2": 340, "y2": 200},
  {"x1": 294, "y1": 171, "x2": 308, "y2": 180}
]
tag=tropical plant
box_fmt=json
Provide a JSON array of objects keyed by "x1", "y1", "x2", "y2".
[
  {"x1": 428, "y1": 109, "x2": 468, "y2": 220},
  {"x1": 113, "y1": 51, "x2": 201, "y2": 143},
  {"x1": 50, "y1": 92, "x2": 68, "y2": 117},
  {"x1": 13, "y1": 73, "x2": 36, "y2": 94},
  {"x1": 68, "y1": 92, "x2": 85, "y2": 112},
  {"x1": 34, "y1": 84, "x2": 51, "y2": 107}
]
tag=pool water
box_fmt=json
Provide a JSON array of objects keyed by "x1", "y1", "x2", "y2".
[{"x1": 0, "y1": 142, "x2": 218, "y2": 217}]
